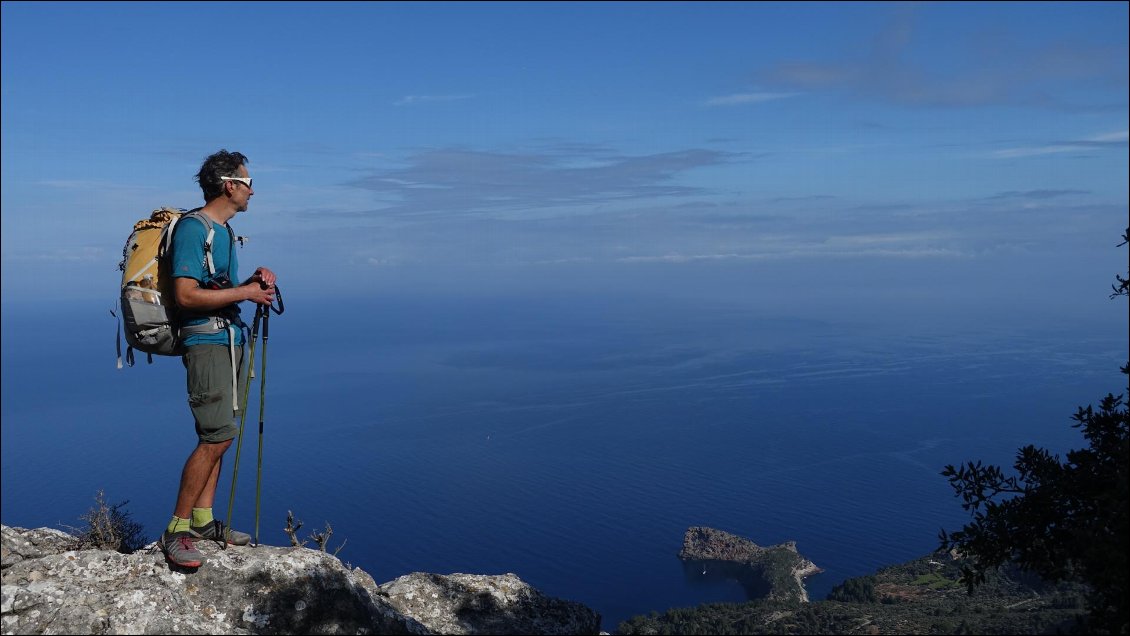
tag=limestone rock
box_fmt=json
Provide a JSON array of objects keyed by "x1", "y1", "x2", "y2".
[
  {"x1": 1, "y1": 526, "x2": 74, "y2": 569},
  {"x1": 0, "y1": 525, "x2": 600, "y2": 635},
  {"x1": 380, "y1": 572, "x2": 601, "y2": 635}
]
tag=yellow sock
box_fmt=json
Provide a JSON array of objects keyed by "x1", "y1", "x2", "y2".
[
  {"x1": 191, "y1": 508, "x2": 214, "y2": 527},
  {"x1": 167, "y1": 516, "x2": 191, "y2": 534}
]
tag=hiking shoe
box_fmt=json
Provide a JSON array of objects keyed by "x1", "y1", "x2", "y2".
[
  {"x1": 158, "y1": 531, "x2": 204, "y2": 568},
  {"x1": 191, "y1": 519, "x2": 251, "y2": 546}
]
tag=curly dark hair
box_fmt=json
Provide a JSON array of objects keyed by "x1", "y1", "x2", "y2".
[{"x1": 195, "y1": 149, "x2": 249, "y2": 203}]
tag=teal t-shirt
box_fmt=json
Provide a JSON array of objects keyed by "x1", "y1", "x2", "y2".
[{"x1": 171, "y1": 214, "x2": 244, "y2": 347}]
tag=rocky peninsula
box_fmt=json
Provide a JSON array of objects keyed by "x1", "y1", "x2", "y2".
[{"x1": 678, "y1": 526, "x2": 823, "y2": 603}]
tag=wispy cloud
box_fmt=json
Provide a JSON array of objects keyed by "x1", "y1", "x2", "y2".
[
  {"x1": 607, "y1": 227, "x2": 966, "y2": 264},
  {"x1": 37, "y1": 179, "x2": 152, "y2": 191},
  {"x1": 311, "y1": 137, "x2": 1114, "y2": 272},
  {"x1": 983, "y1": 189, "x2": 1089, "y2": 200},
  {"x1": 992, "y1": 130, "x2": 1128, "y2": 159},
  {"x1": 394, "y1": 94, "x2": 475, "y2": 106},
  {"x1": 2, "y1": 246, "x2": 106, "y2": 263},
  {"x1": 345, "y1": 146, "x2": 743, "y2": 218},
  {"x1": 614, "y1": 246, "x2": 963, "y2": 264},
  {"x1": 704, "y1": 92, "x2": 798, "y2": 107},
  {"x1": 336, "y1": 186, "x2": 1114, "y2": 273},
  {"x1": 758, "y1": 5, "x2": 1128, "y2": 110}
]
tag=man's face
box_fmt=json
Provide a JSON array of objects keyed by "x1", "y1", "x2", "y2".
[{"x1": 230, "y1": 165, "x2": 254, "y2": 212}]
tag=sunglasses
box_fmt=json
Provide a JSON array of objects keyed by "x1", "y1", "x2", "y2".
[{"x1": 220, "y1": 176, "x2": 253, "y2": 188}]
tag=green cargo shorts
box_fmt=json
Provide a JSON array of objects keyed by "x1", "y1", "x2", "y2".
[{"x1": 183, "y1": 344, "x2": 245, "y2": 443}]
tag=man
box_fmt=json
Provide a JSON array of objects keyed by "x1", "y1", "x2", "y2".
[{"x1": 156, "y1": 149, "x2": 277, "y2": 568}]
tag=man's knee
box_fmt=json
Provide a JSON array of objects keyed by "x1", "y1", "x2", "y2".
[{"x1": 197, "y1": 438, "x2": 233, "y2": 455}]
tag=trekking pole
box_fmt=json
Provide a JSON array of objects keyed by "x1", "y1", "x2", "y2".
[
  {"x1": 253, "y1": 307, "x2": 269, "y2": 547},
  {"x1": 253, "y1": 285, "x2": 283, "y2": 548},
  {"x1": 224, "y1": 304, "x2": 263, "y2": 549}
]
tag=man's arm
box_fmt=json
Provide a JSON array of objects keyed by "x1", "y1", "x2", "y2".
[{"x1": 174, "y1": 276, "x2": 275, "y2": 313}]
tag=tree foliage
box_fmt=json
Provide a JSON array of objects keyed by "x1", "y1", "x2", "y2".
[
  {"x1": 827, "y1": 575, "x2": 877, "y2": 603},
  {"x1": 939, "y1": 228, "x2": 1130, "y2": 634},
  {"x1": 1112, "y1": 227, "x2": 1130, "y2": 299}
]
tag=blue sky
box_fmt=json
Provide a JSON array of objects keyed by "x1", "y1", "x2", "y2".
[{"x1": 2, "y1": 2, "x2": 1127, "y2": 323}]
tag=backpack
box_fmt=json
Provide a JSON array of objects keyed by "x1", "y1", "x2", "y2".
[{"x1": 115, "y1": 207, "x2": 228, "y2": 367}]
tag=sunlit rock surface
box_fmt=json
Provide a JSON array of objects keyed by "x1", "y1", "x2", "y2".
[{"x1": 0, "y1": 525, "x2": 600, "y2": 635}]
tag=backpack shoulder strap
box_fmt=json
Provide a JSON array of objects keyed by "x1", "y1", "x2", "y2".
[{"x1": 173, "y1": 208, "x2": 217, "y2": 276}]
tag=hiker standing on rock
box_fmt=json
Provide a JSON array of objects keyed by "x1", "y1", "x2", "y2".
[{"x1": 157, "y1": 149, "x2": 277, "y2": 568}]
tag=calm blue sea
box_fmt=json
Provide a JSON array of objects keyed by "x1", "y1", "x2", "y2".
[{"x1": 2, "y1": 292, "x2": 1125, "y2": 631}]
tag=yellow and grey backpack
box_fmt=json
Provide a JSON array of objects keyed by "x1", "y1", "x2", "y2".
[{"x1": 115, "y1": 207, "x2": 226, "y2": 367}]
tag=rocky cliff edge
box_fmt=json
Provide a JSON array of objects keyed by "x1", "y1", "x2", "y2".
[{"x1": 0, "y1": 525, "x2": 601, "y2": 635}]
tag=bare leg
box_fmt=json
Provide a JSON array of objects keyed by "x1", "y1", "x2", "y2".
[
  {"x1": 173, "y1": 440, "x2": 232, "y2": 519},
  {"x1": 194, "y1": 455, "x2": 224, "y2": 510}
]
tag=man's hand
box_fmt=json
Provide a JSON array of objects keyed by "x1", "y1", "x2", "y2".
[
  {"x1": 243, "y1": 280, "x2": 276, "y2": 305},
  {"x1": 251, "y1": 267, "x2": 277, "y2": 289}
]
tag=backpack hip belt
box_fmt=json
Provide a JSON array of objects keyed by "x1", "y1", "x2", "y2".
[{"x1": 179, "y1": 316, "x2": 234, "y2": 338}]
